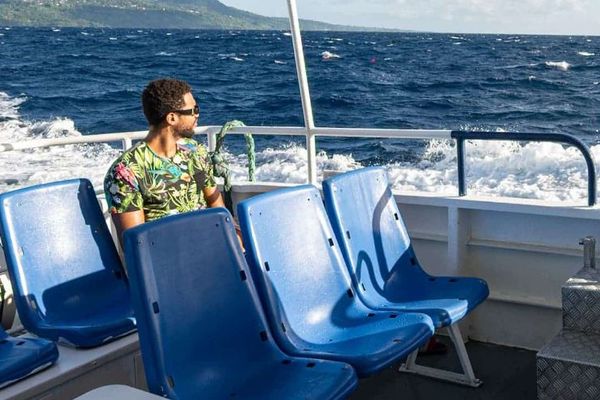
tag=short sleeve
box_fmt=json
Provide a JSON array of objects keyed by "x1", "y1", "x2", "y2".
[
  {"x1": 104, "y1": 162, "x2": 144, "y2": 214},
  {"x1": 193, "y1": 143, "x2": 216, "y2": 189}
]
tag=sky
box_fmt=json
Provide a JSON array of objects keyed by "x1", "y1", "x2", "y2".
[{"x1": 220, "y1": 0, "x2": 600, "y2": 35}]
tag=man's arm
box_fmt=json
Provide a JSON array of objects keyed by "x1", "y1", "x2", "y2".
[
  {"x1": 112, "y1": 210, "x2": 145, "y2": 249},
  {"x1": 202, "y1": 185, "x2": 226, "y2": 208}
]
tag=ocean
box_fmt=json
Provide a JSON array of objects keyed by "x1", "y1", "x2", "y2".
[{"x1": 1, "y1": 27, "x2": 600, "y2": 202}]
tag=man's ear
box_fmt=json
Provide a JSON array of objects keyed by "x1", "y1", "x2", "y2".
[{"x1": 166, "y1": 112, "x2": 177, "y2": 125}]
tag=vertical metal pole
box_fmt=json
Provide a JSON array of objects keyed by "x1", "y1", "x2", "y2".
[
  {"x1": 456, "y1": 137, "x2": 466, "y2": 196},
  {"x1": 286, "y1": 0, "x2": 317, "y2": 184},
  {"x1": 207, "y1": 130, "x2": 217, "y2": 152},
  {"x1": 122, "y1": 138, "x2": 133, "y2": 151}
]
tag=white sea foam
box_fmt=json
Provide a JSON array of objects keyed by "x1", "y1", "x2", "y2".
[
  {"x1": 0, "y1": 93, "x2": 596, "y2": 203},
  {"x1": 578, "y1": 51, "x2": 595, "y2": 57},
  {"x1": 156, "y1": 51, "x2": 174, "y2": 56},
  {"x1": 282, "y1": 32, "x2": 292, "y2": 37},
  {"x1": 387, "y1": 140, "x2": 573, "y2": 201},
  {"x1": 545, "y1": 61, "x2": 571, "y2": 71},
  {"x1": 0, "y1": 92, "x2": 121, "y2": 193},
  {"x1": 109, "y1": 37, "x2": 117, "y2": 41},
  {"x1": 227, "y1": 138, "x2": 596, "y2": 203},
  {"x1": 226, "y1": 145, "x2": 360, "y2": 183},
  {"x1": 274, "y1": 60, "x2": 286, "y2": 64},
  {"x1": 321, "y1": 51, "x2": 340, "y2": 60}
]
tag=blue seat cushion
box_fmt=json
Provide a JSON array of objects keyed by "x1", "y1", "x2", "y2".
[
  {"x1": 238, "y1": 186, "x2": 434, "y2": 377},
  {"x1": 322, "y1": 167, "x2": 490, "y2": 328},
  {"x1": 0, "y1": 332, "x2": 58, "y2": 388},
  {"x1": 190, "y1": 357, "x2": 356, "y2": 400},
  {"x1": 382, "y1": 267, "x2": 489, "y2": 326},
  {"x1": 124, "y1": 208, "x2": 359, "y2": 399},
  {"x1": 281, "y1": 312, "x2": 433, "y2": 376},
  {"x1": 0, "y1": 179, "x2": 136, "y2": 348},
  {"x1": 39, "y1": 311, "x2": 135, "y2": 348}
]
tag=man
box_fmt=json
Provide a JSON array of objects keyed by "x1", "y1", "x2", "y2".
[{"x1": 104, "y1": 78, "x2": 226, "y2": 244}]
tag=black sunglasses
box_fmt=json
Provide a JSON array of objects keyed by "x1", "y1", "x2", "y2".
[{"x1": 172, "y1": 105, "x2": 199, "y2": 116}]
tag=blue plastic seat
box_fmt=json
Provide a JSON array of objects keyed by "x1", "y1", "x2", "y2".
[
  {"x1": 0, "y1": 328, "x2": 59, "y2": 389},
  {"x1": 238, "y1": 185, "x2": 434, "y2": 377},
  {"x1": 322, "y1": 167, "x2": 489, "y2": 386},
  {"x1": 0, "y1": 179, "x2": 135, "y2": 348},
  {"x1": 123, "y1": 208, "x2": 358, "y2": 400},
  {"x1": 322, "y1": 167, "x2": 489, "y2": 328}
]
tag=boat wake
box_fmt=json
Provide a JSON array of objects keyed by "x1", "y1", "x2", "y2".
[
  {"x1": 0, "y1": 92, "x2": 596, "y2": 203},
  {"x1": 0, "y1": 92, "x2": 120, "y2": 193}
]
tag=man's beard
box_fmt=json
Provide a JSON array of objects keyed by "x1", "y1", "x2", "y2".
[{"x1": 178, "y1": 127, "x2": 195, "y2": 139}]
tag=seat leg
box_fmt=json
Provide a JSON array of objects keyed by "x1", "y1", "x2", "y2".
[{"x1": 398, "y1": 324, "x2": 482, "y2": 387}]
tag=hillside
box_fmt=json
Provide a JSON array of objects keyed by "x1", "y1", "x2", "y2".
[{"x1": 0, "y1": 0, "x2": 377, "y2": 30}]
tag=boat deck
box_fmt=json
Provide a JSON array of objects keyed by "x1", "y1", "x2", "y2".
[{"x1": 351, "y1": 337, "x2": 537, "y2": 400}]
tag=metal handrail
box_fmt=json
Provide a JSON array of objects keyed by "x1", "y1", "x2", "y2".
[
  {"x1": 0, "y1": 126, "x2": 596, "y2": 206},
  {"x1": 451, "y1": 131, "x2": 597, "y2": 206}
]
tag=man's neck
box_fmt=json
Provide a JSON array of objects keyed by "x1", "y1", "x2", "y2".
[{"x1": 145, "y1": 127, "x2": 179, "y2": 158}]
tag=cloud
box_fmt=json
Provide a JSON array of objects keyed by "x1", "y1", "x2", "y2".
[
  {"x1": 377, "y1": 0, "x2": 592, "y2": 18},
  {"x1": 224, "y1": 0, "x2": 600, "y2": 35},
  {"x1": 350, "y1": 0, "x2": 597, "y2": 32}
]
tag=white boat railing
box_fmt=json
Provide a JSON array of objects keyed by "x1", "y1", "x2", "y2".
[
  {"x1": 0, "y1": 125, "x2": 453, "y2": 155},
  {"x1": 1, "y1": 125, "x2": 597, "y2": 206}
]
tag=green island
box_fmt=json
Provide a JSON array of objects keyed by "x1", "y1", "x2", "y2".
[{"x1": 0, "y1": 0, "x2": 387, "y2": 30}]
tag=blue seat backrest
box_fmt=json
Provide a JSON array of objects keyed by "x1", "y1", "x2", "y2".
[
  {"x1": 0, "y1": 179, "x2": 126, "y2": 325},
  {"x1": 238, "y1": 185, "x2": 358, "y2": 345},
  {"x1": 123, "y1": 208, "x2": 280, "y2": 398},
  {"x1": 323, "y1": 167, "x2": 417, "y2": 301}
]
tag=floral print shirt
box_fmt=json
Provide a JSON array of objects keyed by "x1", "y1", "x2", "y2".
[{"x1": 104, "y1": 138, "x2": 215, "y2": 221}]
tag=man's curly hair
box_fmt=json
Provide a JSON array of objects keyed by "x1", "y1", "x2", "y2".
[{"x1": 142, "y1": 78, "x2": 192, "y2": 126}]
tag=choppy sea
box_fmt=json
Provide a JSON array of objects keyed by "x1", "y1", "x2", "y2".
[{"x1": 1, "y1": 27, "x2": 600, "y2": 202}]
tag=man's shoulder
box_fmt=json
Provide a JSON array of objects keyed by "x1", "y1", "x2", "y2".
[
  {"x1": 111, "y1": 142, "x2": 148, "y2": 165},
  {"x1": 105, "y1": 142, "x2": 147, "y2": 179}
]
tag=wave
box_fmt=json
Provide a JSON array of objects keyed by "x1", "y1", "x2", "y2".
[
  {"x1": 0, "y1": 92, "x2": 120, "y2": 193},
  {"x1": 545, "y1": 61, "x2": 571, "y2": 71},
  {"x1": 385, "y1": 139, "x2": 594, "y2": 202},
  {"x1": 226, "y1": 139, "x2": 596, "y2": 203},
  {"x1": 321, "y1": 51, "x2": 340, "y2": 60},
  {"x1": 0, "y1": 90, "x2": 596, "y2": 203},
  {"x1": 577, "y1": 51, "x2": 595, "y2": 57}
]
